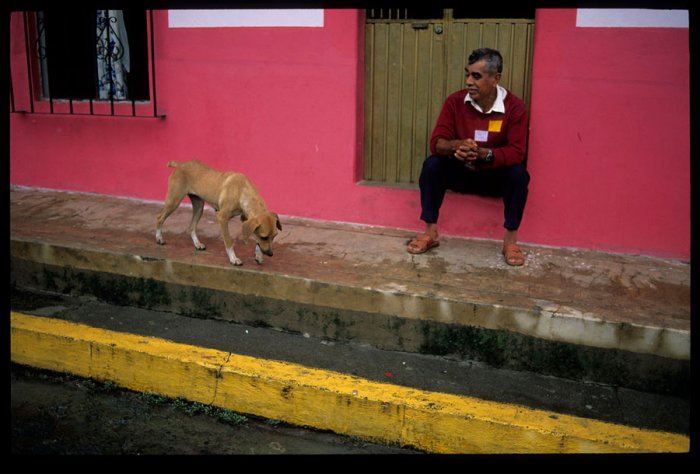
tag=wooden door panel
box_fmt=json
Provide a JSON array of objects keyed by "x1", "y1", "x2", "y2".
[{"x1": 364, "y1": 12, "x2": 534, "y2": 186}]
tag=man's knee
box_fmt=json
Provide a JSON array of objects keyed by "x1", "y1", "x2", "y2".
[
  {"x1": 419, "y1": 155, "x2": 445, "y2": 186},
  {"x1": 505, "y1": 164, "x2": 530, "y2": 188},
  {"x1": 421, "y1": 155, "x2": 444, "y2": 174}
]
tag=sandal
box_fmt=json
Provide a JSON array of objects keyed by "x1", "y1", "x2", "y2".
[
  {"x1": 502, "y1": 243, "x2": 525, "y2": 266},
  {"x1": 407, "y1": 234, "x2": 439, "y2": 254}
]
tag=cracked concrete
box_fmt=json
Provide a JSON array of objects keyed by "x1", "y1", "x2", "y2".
[{"x1": 9, "y1": 185, "x2": 690, "y2": 395}]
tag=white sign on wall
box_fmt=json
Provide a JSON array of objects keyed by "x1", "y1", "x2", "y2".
[
  {"x1": 576, "y1": 9, "x2": 688, "y2": 28},
  {"x1": 168, "y1": 9, "x2": 324, "y2": 28}
]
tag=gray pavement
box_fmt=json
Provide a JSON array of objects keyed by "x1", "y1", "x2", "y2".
[
  {"x1": 11, "y1": 362, "x2": 421, "y2": 455},
  {"x1": 11, "y1": 287, "x2": 690, "y2": 436},
  {"x1": 9, "y1": 186, "x2": 691, "y2": 393},
  {"x1": 9, "y1": 186, "x2": 692, "y2": 451}
]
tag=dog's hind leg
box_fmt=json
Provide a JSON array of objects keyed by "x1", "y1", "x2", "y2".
[
  {"x1": 156, "y1": 199, "x2": 186, "y2": 246},
  {"x1": 188, "y1": 194, "x2": 206, "y2": 250},
  {"x1": 155, "y1": 172, "x2": 188, "y2": 245}
]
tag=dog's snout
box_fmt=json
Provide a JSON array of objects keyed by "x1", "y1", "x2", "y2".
[{"x1": 265, "y1": 249, "x2": 273, "y2": 257}]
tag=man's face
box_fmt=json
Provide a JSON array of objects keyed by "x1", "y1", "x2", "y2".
[{"x1": 465, "y1": 59, "x2": 500, "y2": 103}]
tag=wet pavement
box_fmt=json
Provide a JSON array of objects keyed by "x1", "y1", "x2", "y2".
[
  {"x1": 9, "y1": 185, "x2": 692, "y2": 453},
  {"x1": 9, "y1": 186, "x2": 690, "y2": 387},
  {"x1": 11, "y1": 362, "x2": 421, "y2": 455},
  {"x1": 10, "y1": 287, "x2": 691, "y2": 436}
]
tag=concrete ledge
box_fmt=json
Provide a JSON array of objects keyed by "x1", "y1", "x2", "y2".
[
  {"x1": 10, "y1": 238, "x2": 689, "y2": 360},
  {"x1": 10, "y1": 312, "x2": 690, "y2": 454},
  {"x1": 11, "y1": 240, "x2": 691, "y2": 396},
  {"x1": 11, "y1": 259, "x2": 691, "y2": 397}
]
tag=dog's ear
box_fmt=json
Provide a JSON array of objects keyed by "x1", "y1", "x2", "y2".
[
  {"x1": 241, "y1": 216, "x2": 260, "y2": 240},
  {"x1": 273, "y1": 213, "x2": 282, "y2": 231}
]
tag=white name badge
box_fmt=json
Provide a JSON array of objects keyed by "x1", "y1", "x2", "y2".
[{"x1": 474, "y1": 130, "x2": 489, "y2": 142}]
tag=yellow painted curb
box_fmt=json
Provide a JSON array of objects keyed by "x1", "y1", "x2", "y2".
[{"x1": 10, "y1": 312, "x2": 690, "y2": 454}]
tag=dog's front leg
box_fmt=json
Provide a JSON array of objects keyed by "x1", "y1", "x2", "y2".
[
  {"x1": 226, "y1": 246, "x2": 243, "y2": 266},
  {"x1": 255, "y1": 244, "x2": 264, "y2": 265},
  {"x1": 217, "y1": 211, "x2": 242, "y2": 266}
]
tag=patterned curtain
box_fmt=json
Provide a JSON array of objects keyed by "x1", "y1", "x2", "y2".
[{"x1": 96, "y1": 10, "x2": 130, "y2": 100}]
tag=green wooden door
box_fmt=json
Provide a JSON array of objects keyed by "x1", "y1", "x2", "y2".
[{"x1": 363, "y1": 9, "x2": 535, "y2": 186}]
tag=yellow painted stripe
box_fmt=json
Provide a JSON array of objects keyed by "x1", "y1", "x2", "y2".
[{"x1": 10, "y1": 312, "x2": 689, "y2": 454}]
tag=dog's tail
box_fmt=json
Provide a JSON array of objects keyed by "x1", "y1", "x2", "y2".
[{"x1": 167, "y1": 161, "x2": 179, "y2": 168}]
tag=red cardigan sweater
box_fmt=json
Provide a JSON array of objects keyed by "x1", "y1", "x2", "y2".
[{"x1": 429, "y1": 88, "x2": 528, "y2": 169}]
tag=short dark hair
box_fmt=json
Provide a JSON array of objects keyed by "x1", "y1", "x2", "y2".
[{"x1": 468, "y1": 48, "x2": 503, "y2": 74}]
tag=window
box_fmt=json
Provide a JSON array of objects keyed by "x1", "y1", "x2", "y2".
[{"x1": 10, "y1": 10, "x2": 161, "y2": 118}]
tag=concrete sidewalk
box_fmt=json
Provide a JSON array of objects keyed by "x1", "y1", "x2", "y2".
[{"x1": 9, "y1": 186, "x2": 691, "y2": 453}]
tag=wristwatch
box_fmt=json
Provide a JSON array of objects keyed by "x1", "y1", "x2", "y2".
[{"x1": 484, "y1": 149, "x2": 494, "y2": 163}]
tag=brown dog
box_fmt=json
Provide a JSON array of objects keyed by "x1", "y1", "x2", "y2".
[{"x1": 155, "y1": 160, "x2": 282, "y2": 266}]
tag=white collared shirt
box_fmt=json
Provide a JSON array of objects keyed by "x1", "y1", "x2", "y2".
[{"x1": 465, "y1": 85, "x2": 507, "y2": 114}]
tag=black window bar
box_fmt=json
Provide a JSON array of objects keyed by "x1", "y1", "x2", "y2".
[{"x1": 10, "y1": 10, "x2": 164, "y2": 119}]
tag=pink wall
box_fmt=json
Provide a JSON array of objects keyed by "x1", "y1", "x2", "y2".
[
  {"x1": 525, "y1": 9, "x2": 689, "y2": 258},
  {"x1": 9, "y1": 9, "x2": 690, "y2": 260}
]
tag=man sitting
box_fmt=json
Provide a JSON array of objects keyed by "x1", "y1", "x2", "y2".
[{"x1": 407, "y1": 48, "x2": 530, "y2": 266}]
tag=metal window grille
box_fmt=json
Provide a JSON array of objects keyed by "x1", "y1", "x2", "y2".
[
  {"x1": 9, "y1": 10, "x2": 163, "y2": 119},
  {"x1": 366, "y1": 8, "x2": 445, "y2": 21}
]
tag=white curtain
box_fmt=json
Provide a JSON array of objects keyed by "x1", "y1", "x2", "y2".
[{"x1": 96, "y1": 10, "x2": 130, "y2": 100}]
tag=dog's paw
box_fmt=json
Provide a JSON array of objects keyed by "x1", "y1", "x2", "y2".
[
  {"x1": 226, "y1": 247, "x2": 242, "y2": 266},
  {"x1": 156, "y1": 238, "x2": 165, "y2": 245},
  {"x1": 255, "y1": 245, "x2": 264, "y2": 265},
  {"x1": 195, "y1": 243, "x2": 206, "y2": 251}
]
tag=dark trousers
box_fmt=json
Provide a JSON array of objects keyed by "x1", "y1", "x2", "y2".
[{"x1": 418, "y1": 155, "x2": 530, "y2": 231}]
